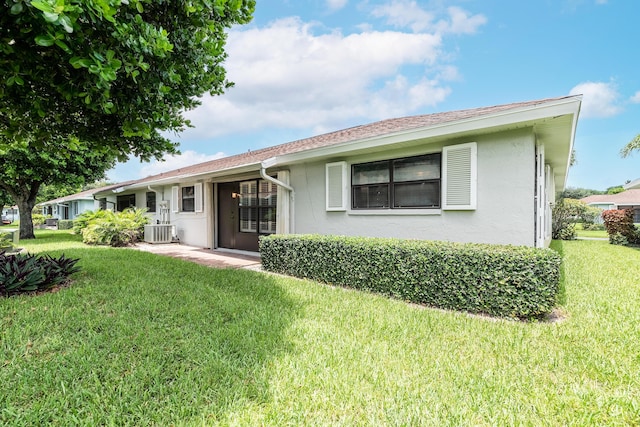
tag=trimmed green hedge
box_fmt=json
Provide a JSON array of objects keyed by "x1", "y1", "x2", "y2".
[
  {"x1": 260, "y1": 234, "x2": 562, "y2": 320},
  {"x1": 58, "y1": 220, "x2": 74, "y2": 230}
]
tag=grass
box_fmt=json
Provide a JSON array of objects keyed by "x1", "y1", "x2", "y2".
[
  {"x1": 1, "y1": 231, "x2": 639, "y2": 425},
  {"x1": 574, "y1": 223, "x2": 608, "y2": 239}
]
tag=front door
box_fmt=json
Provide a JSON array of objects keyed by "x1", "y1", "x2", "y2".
[{"x1": 217, "y1": 182, "x2": 260, "y2": 252}]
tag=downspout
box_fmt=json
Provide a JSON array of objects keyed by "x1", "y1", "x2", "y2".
[{"x1": 260, "y1": 158, "x2": 295, "y2": 234}]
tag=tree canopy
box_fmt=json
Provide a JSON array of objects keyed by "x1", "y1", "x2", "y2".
[
  {"x1": 0, "y1": 0, "x2": 255, "y2": 237},
  {"x1": 1, "y1": 0, "x2": 255, "y2": 160}
]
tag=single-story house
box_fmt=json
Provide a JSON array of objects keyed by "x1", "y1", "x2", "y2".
[
  {"x1": 38, "y1": 183, "x2": 131, "y2": 220},
  {"x1": 91, "y1": 95, "x2": 581, "y2": 252},
  {"x1": 1, "y1": 205, "x2": 18, "y2": 224},
  {"x1": 581, "y1": 189, "x2": 640, "y2": 222}
]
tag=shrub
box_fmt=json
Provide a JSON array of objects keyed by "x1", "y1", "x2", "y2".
[
  {"x1": 73, "y1": 210, "x2": 109, "y2": 234},
  {"x1": 58, "y1": 219, "x2": 74, "y2": 230},
  {"x1": 552, "y1": 198, "x2": 585, "y2": 240},
  {"x1": 581, "y1": 223, "x2": 605, "y2": 231},
  {"x1": 0, "y1": 252, "x2": 81, "y2": 296},
  {"x1": 32, "y1": 213, "x2": 47, "y2": 226},
  {"x1": 260, "y1": 235, "x2": 562, "y2": 320},
  {"x1": 602, "y1": 209, "x2": 639, "y2": 245},
  {"x1": 81, "y1": 208, "x2": 149, "y2": 247},
  {"x1": 0, "y1": 234, "x2": 14, "y2": 251}
]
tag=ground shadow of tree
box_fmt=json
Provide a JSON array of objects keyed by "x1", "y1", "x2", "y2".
[{"x1": 0, "y1": 247, "x2": 300, "y2": 425}]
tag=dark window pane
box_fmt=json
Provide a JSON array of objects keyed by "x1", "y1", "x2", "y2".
[
  {"x1": 393, "y1": 155, "x2": 440, "y2": 182},
  {"x1": 353, "y1": 185, "x2": 389, "y2": 209},
  {"x1": 259, "y1": 207, "x2": 276, "y2": 233},
  {"x1": 393, "y1": 182, "x2": 440, "y2": 208},
  {"x1": 240, "y1": 207, "x2": 257, "y2": 232},
  {"x1": 182, "y1": 186, "x2": 195, "y2": 212},
  {"x1": 352, "y1": 161, "x2": 390, "y2": 185},
  {"x1": 182, "y1": 198, "x2": 195, "y2": 212},
  {"x1": 117, "y1": 194, "x2": 136, "y2": 212},
  {"x1": 146, "y1": 192, "x2": 156, "y2": 212}
]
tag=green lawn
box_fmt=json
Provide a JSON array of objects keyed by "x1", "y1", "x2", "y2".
[
  {"x1": 574, "y1": 223, "x2": 609, "y2": 239},
  {"x1": 1, "y1": 231, "x2": 639, "y2": 425}
]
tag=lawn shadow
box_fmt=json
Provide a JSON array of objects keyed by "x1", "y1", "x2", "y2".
[
  {"x1": 549, "y1": 240, "x2": 567, "y2": 306},
  {"x1": 1, "y1": 246, "x2": 301, "y2": 425}
]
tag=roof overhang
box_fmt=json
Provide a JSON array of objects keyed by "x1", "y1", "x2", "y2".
[
  {"x1": 100, "y1": 96, "x2": 581, "y2": 195},
  {"x1": 271, "y1": 96, "x2": 582, "y2": 192},
  {"x1": 624, "y1": 178, "x2": 640, "y2": 190}
]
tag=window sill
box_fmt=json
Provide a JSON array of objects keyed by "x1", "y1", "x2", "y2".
[{"x1": 348, "y1": 209, "x2": 441, "y2": 216}]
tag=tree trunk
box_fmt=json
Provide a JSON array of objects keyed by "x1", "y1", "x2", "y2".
[{"x1": 15, "y1": 197, "x2": 36, "y2": 239}]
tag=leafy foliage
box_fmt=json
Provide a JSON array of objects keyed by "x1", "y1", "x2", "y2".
[
  {"x1": 32, "y1": 213, "x2": 47, "y2": 226},
  {"x1": 1, "y1": 0, "x2": 255, "y2": 239},
  {"x1": 602, "y1": 209, "x2": 639, "y2": 245},
  {"x1": 79, "y1": 208, "x2": 149, "y2": 247},
  {"x1": 620, "y1": 133, "x2": 640, "y2": 158},
  {"x1": 58, "y1": 219, "x2": 74, "y2": 230},
  {"x1": 551, "y1": 198, "x2": 587, "y2": 240},
  {"x1": 0, "y1": 0, "x2": 256, "y2": 161},
  {"x1": 0, "y1": 141, "x2": 115, "y2": 239},
  {"x1": 0, "y1": 234, "x2": 14, "y2": 251},
  {"x1": 0, "y1": 252, "x2": 81, "y2": 296},
  {"x1": 559, "y1": 187, "x2": 604, "y2": 199},
  {"x1": 260, "y1": 235, "x2": 562, "y2": 320}
]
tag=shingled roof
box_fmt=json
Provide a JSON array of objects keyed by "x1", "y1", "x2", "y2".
[
  {"x1": 120, "y1": 95, "x2": 578, "y2": 188},
  {"x1": 581, "y1": 189, "x2": 640, "y2": 205}
]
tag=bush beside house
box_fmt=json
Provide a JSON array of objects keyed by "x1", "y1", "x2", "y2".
[
  {"x1": 602, "y1": 209, "x2": 639, "y2": 245},
  {"x1": 260, "y1": 235, "x2": 561, "y2": 320},
  {"x1": 75, "y1": 208, "x2": 149, "y2": 247}
]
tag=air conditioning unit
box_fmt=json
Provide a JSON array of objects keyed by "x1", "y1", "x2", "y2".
[{"x1": 144, "y1": 224, "x2": 173, "y2": 244}]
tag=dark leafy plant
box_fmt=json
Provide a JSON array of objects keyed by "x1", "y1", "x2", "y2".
[
  {"x1": 0, "y1": 252, "x2": 81, "y2": 296},
  {"x1": 602, "y1": 209, "x2": 639, "y2": 245}
]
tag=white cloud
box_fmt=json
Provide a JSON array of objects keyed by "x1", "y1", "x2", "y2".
[
  {"x1": 326, "y1": 0, "x2": 347, "y2": 11},
  {"x1": 630, "y1": 91, "x2": 640, "y2": 103},
  {"x1": 179, "y1": 9, "x2": 478, "y2": 142},
  {"x1": 569, "y1": 81, "x2": 622, "y2": 118},
  {"x1": 371, "y1": 1, "x2": 486, "y2": 34},
  {"x1": 139, "y1": 151, "x2": 226, "y2": 178}
]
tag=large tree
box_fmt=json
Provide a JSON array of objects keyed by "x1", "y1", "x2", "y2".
[
  {"x1": 0, "y1": 0, "x2": 255, "y2": 237},
  {"x1": 0, "y1": 140, "x2": 115, "y2": 238}
]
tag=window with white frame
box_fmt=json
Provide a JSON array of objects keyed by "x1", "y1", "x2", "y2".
[
  {"x1": 181, "y1": 186, "x2": 195, "y2": 212},
  {"x1": 351, "y1": 154, "x2": 441, "y2": 209},
  {"x1": 238, "y1": 179, "x2": 277, "y2": 233}
]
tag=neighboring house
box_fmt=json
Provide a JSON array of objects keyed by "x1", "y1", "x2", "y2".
[
  {"x1": 1, "y1": 206, "x2": 18, "y2": 224},
  {"x1": 39, "y1": 184, "x2": 127, "y2": 220},
  {"x1": 92, "y1": 96, "x2": 582, "y2": 251},
  {"x1": 581, "y1": 189, "x2": 640, "y2": 222}
]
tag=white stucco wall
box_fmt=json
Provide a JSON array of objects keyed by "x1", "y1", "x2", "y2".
[{"x1": 288, "y1": 129, "x2": 537, "y2": 247}]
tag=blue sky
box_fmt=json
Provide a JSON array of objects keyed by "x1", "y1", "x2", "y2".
[{"x1": 108, "y1": 0, "x2": 640, "y2": 191}]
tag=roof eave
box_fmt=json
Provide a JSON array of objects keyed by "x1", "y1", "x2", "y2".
[{"x1": 272, "y1": 96, "x2": 583, "y2": 168}]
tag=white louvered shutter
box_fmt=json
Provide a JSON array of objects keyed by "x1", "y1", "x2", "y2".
[
  {"x1": 194, "y1": 182, "x2": 203, "y2": 213},
  {"x1": 171, "y1": 186, "x2": 179, "y2": 213},
  {"x1": 326, "y1": 161, "x2": 348, "y2": 211},
  {"x1": 442, "y1": 142, "x2": 477, "y2": 210}
]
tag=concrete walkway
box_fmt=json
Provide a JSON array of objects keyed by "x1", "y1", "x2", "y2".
[{"x1": 133, "y1": 242, "x2": 262, "y2": 270}]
